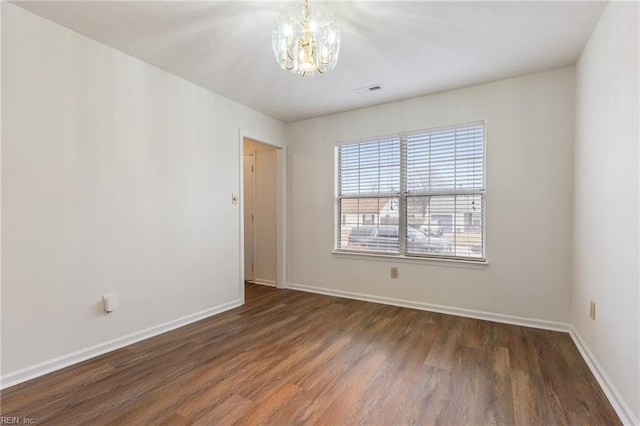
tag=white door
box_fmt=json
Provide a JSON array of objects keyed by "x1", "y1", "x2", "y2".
[{"x1": 243, "y1": 153, "x2": 255, "y2": 282}]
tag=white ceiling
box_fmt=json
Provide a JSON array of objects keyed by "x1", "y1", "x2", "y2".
[{"x1": 12, "y1": 1, "x2": 607, "y2": 123}]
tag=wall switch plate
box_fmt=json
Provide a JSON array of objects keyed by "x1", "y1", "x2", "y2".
[
  {"x1": 231, "y1": 194, "x2": 239, "y2": 204},
  {"x1": 589, "y1": 300, "x2": 596, "y2": 320},
  {"x1": 390, "y1": 267, "x2": 398, "y2": 279}
]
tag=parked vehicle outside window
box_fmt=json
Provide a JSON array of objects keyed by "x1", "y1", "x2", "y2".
[{"x1": 347, "y1": 225, "x2": 452, "y2": 255}]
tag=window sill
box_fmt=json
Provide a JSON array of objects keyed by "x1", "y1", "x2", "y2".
[{"x1": 331, "y1": 250, "x2": 489, "y2": 269}]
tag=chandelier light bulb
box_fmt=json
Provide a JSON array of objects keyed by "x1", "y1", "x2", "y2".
[
  {"x1": 272, "y1": 0, "x2": 340, "y2": 76},
  {"x1": 301, "y1": 61, "x2": 316, "y2": 72}
]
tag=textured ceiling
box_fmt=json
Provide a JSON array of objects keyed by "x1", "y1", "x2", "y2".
[{"x1": 12, "y1": 1, "x2": 607, "y2": 123}]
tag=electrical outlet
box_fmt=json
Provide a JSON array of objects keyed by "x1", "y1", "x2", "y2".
[
  {"x1": 589, "y1": 301, "x2": 596, "y2": 320},
  {"x1": 390, "y1": 267, "x2": 398, "y2": 279}
]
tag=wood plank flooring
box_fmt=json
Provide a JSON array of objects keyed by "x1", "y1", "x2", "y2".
[{"x1": 1, "y1": 284, "x2": 620, "y2": 425}]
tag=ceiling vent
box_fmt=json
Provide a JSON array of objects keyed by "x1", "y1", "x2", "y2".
[{"x1": 354, "y1": 84, "x2": 383, "y2": 94}]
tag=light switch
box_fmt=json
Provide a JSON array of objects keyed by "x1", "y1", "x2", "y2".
[{"x1": 232, "y1": 194, "x2": 239, "y2": 204}]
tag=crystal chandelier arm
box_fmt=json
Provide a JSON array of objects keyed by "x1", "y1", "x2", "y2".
[{"x1": 318, "y1": 52, "x2": 334, "y2": 66}]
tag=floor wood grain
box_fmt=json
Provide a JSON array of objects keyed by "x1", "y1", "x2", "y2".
[{"x1": 1, "y1": 284, "x2": 621, "y2": 425}]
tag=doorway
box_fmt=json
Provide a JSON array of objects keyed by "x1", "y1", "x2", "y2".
[{"x1": 242, "y1": 137, "x2": 282, "y2": 296}]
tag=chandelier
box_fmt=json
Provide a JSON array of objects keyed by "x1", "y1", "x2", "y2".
[{"x1": 272, "y1": 0, "x2": 340, "y2": 76}]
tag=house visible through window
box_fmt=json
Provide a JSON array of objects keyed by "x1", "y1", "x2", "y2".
[{"x1": 336, "y1": 122, "x2": 485, "y2": 261}]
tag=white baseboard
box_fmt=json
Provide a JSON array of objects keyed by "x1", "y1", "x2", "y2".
[
  {"x1": 253, "y1": 279, "x2": 277, "y2": 287},
  {"x1": 0, "y1": 299, "x2": 242, "y2": 390},
  {"x1": 569, "y1": 327, "x2": 639, "y2": 426},
  {"x1": 4, "y1": 285, "x2": 636, "y2": 425},
  {"x1": 287, "y1": 282, "x2": 570, "y2": 332}
]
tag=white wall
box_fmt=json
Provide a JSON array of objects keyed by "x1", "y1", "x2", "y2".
[
  {"x1": 287, "y1": 67, "x2": 575, "y2": 324},
  {"x1": 573, "y1": 1, "x2": 640, "y2": 422},
  {"x1": 1, "y1": 3, "x2": 285, "y2": 377}
]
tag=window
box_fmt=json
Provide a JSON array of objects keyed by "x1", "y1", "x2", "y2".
[{"x1": 336, "y1": 122, "x2": 485, "y2": 261}]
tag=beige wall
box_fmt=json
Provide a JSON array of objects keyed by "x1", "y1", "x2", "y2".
[
  {"x1": 286, "y1": 67, "x2": 575, "y2": 323},
  {"x1": 573, "y1": 2, "x2": 639, "y2": 422},
  {"x1": 1, "y1": 3, "x2": 285, "y2": 378}
]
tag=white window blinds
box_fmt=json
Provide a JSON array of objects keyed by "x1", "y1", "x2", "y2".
[
  {"x1": 337, "y1": 138, "x2": 401, "y2": 253},
  {"x1": 404, "y1": 123, "x2": 485, "y2": 259},
  {"x1": 336, "y1": 122, "x2": 485, "y2": 261},
  {"x1": 338, "y1": 137, "x2": 401, "y2": 197},
  {"x1": 405, "y1": 125, "x2": 484, "y2": 193}
]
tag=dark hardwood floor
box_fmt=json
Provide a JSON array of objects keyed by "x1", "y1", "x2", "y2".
[{"x1": 1, "y1": 284, "x2": 620, "y2": 425}]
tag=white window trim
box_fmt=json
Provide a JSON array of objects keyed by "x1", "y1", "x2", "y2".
[{"x1": 331, "y1": 249, "x2": 488, "y2": 268}]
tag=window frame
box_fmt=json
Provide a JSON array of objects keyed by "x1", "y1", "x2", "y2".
[{"x1": 334, "y1": 121, "x2": 487, "y2": 263}]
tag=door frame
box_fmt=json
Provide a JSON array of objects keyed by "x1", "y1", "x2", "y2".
[
  {"x1": 238, "y1": 130, "x2": 287, "y2": 304},
  {"x1": 242, "y1": 151, "x2": 257, "y2": 283}
]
